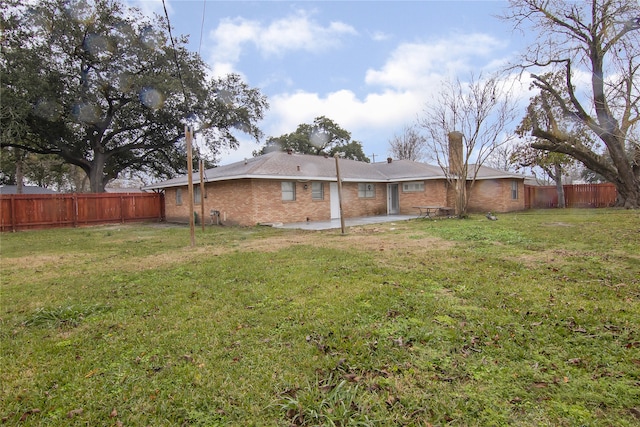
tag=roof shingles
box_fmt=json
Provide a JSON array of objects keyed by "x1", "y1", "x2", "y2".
[{"x1": 143, "y1": 152, "x2": 522, "y2": 190}]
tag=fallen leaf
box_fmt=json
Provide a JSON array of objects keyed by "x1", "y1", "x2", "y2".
[
  {"x1": 110, "y1": 408, "x2": 118, "y2": 418},
  {"x1": 533, "y1": 382, "x2": 547, "y2": 388},
  {"x1": 386, "y1": 395, "x2": 399, "y2": 406},
  {"x1": 19, "y1": 409, "x2": 40, "y2": 422},
  {"x1": 344, "y1": 373, "x2": 361, "y2": 382},
  {"x1": 67, "y1": 408, "x2": 83, "y2": 418},
  {"x1": 84, "y1": 369, "x2": 99, "y2": 378},
  {"x1": 630, "y1": 408, "x2": 640, "y2": 420}
]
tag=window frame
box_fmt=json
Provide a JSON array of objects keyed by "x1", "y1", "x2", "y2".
[
  {"x1": 281, "y1": 181, "x2": 296, "y2": 201},
  {"x1": 402, "y1": 181, "x2": 425, "y2": 193},
  {"x1": 175, "y1": 188, "x2": 183, "y2": 205},
  {"x1": 511, "y1": 180, "x2": 519, "y2": 200},
  {"x1": 358, "y1": 183, "x2": 376, "y2": 198},
  {"x1": 311, "y1": 182, "x2": 324, "y2": 200}
]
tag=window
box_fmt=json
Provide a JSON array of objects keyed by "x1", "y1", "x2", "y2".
[
  {"x1": 358, "y1": 183, "x2": 375, "y2": 198},
  {"x1": 282, "y1": 181, "x2": 296, "y2": 201},
  {"x1": 176, "y1": 188, "x2": 182, "y2": 205},
  {"x1": 311, "y1": 182, "x2": 324, "y2": 200},
  {"x1": 511, "y1": 180, "x2": 519, "y2": 200},
  {"x1": 402, "y1": 181, "x2": 424, "y2": 192},
  {"x1": 194, "y1": 186, "x2": 201, "y2": 204}
]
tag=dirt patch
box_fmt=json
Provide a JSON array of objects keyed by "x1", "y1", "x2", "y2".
[
  {"x1": 243, "y1": 225, "x2": 450, "y2": 254},
  {"x1": 1, "y1": 223, "x2": 454, "y2": 276}
]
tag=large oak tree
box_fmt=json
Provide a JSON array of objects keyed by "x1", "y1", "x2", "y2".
[
  {"x1": 256, "y1": 116, "x2": 369, "y2": 162},
  {"x1": 0, "y1": 0, "x2": 268, "y2": 192},
  {"x1": 503, "y1": 0, "x2": 640, "y2": 208}
]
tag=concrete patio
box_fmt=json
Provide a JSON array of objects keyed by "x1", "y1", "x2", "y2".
[{"x1": 273, "y1": 214, "x2": 418, "y2": 230}]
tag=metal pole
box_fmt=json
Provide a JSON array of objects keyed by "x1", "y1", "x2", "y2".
[
  {"x1": 334, "y1": 153, "x2": 346, "y2": 234},
  {"x1": 186, "y1": 125, "x2": 196, "y2": 247}
]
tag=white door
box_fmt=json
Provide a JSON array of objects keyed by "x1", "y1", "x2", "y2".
[
  {"x1": 330, "y1": 182, "x2": 341, "y2": 219},
  {"x1": 387, "y1": 184, "x2": 399, "y2": 214}
]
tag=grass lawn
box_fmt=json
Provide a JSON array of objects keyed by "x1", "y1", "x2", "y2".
[{"x1": 1, "y1": 209, "x2": 639, "y2": 426}]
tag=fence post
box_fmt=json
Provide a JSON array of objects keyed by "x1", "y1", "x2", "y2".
[
  {"x1": 73, "y1": 193, "x2": 78, "y2": 227},
  {"x1": 120, "y1": 195, "x2": 125, "y2": 224},
  {"x1": 10, "y1": 195, "x2": 16, "y2": 232}
]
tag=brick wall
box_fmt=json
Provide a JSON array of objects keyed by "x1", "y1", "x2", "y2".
[
  {"x1": 166, "y1": 179, "x2": 334, "y2": 226},
  {"x1": 466, "y1": 179, "x2": 525, "y2": 213},
  {"x1": 164, "y1": 177, "x2": 525, "y2": 225},
  {"x1": 340, "y1": 183, "x2": 387, "y2": 217},
  {"x1": 399, "y1": 180, "x2": 448, "y2": 215}
]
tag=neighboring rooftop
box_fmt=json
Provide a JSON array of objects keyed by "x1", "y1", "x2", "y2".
[{"x1": 0, "y1": 185, "x2": 58, "y2": 195}]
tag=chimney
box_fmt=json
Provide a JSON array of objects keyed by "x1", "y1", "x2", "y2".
[
  {"x1": 448, "y1": 131, "x2": 463, "y2": 176},
  {"x1": 387, "y1": 157, "x2": 393, "y2": 164}
]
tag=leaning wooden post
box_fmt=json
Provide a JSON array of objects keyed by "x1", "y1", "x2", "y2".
[
  {"x1": 448, "y1": 131, "x2": 465, "y2": 218},
  {"x1": 199, "y1": 159, "x2": 205, "y2": 232},
  {"x1": 186, "y1": 125, "x2": 196, "y2": 247},
  {"x1": 334, "y1": 153, "x2": 346, "y2": 234}
]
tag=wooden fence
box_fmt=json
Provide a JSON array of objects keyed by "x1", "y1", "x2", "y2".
[
  {"x1": 524, "y1": 183, "x2": 617, "y2": 209},
  {"x1": 0, "y1": 192, "x2": 164, "y2": 232}
]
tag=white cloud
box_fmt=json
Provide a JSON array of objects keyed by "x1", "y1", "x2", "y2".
[
  {"x1": 365, "y1": 33, "x2": 507, "y2": 90},
  {"x1": 265, "y1": 32, "x2": 509, "y2": 140},
  {"x1": 205, "y1": 10, "x2": 357, "y2": 77},
  {"x1": 370, "y1": 30, "x2": 391, "y2": 42},
  {"x1": 209, "y1": 18, "x2": 260, "y2": 65}
]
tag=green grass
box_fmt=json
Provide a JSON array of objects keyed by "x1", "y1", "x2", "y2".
[{"x1": 1, "y1": 209, "x2": 639, "y2": 426}]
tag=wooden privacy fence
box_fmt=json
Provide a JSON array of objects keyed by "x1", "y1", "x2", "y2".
[
  {"x1": 525, "y1": 183, "x2": 617, "y2": 209},
  {"x1": 0, "y1": 192, "x2": 164, "y2": 232}
]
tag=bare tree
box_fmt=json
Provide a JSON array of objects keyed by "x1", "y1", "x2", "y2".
[
  {"x1": 485, "y1": 143, "x2": 520, "y2": 172},
  {"x1": 388, "y1": 125, "x2": 428, "y2": 161},
  {"x1": 418, "y1": 73, "x2": 518, "y2": 217},
  {"x1": 502, "y1": 0, "x2": 640, "y2": 208}
]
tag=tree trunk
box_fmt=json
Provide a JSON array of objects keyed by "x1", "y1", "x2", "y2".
[
  {"x1": 455, "y1": 179, "x2": 467, "y2": 218},
  {"x1": 554, "y1": 163, "x2": 565, "y2": 208},
  {"x1": 615, "y1": 181, "x2": 640, "y2": 209},
  {"x1": 88, "y1": 152, "x2": 108, "y2": 193},
  {"x1": 15, "y1": 156, "x2": 24, "y2": 194}
]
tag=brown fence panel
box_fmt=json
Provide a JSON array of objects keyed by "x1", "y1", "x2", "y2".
[
  {"x1": 563, "y1": 183, "x2": 617, "y2": 208},
  {"x1": 524, "y1": 183, "x2": 617, "y2": 209},
  {"x1": 0, "y1": 192, "x2": 164, "y2": 232},
  {"x1": 525, "y1": 185, "x2": 558, "y2": 209}
]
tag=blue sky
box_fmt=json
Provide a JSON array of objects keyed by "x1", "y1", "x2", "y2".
[{"x1": 130, "y1": 1, "x2": 531, "y2": 164}]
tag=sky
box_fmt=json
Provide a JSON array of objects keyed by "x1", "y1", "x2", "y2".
[{"x1": 128, "y1": 0, "x2": 533, "y2": 165}]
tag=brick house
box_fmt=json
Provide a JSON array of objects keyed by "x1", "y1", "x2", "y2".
[{"x1": 143, "y1": 151, "x2": 525, "y2": 226}]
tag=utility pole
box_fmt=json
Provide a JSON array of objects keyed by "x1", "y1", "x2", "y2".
[
  {"x1": 334, "y1": 153, "x2": 346, "y2": 234},
  {"x1": 371, "y1": 153, "x2": 377, "y2": 163},
  {"x1": 186, "y1": 125, "x2": 195, "y2": 247}
]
